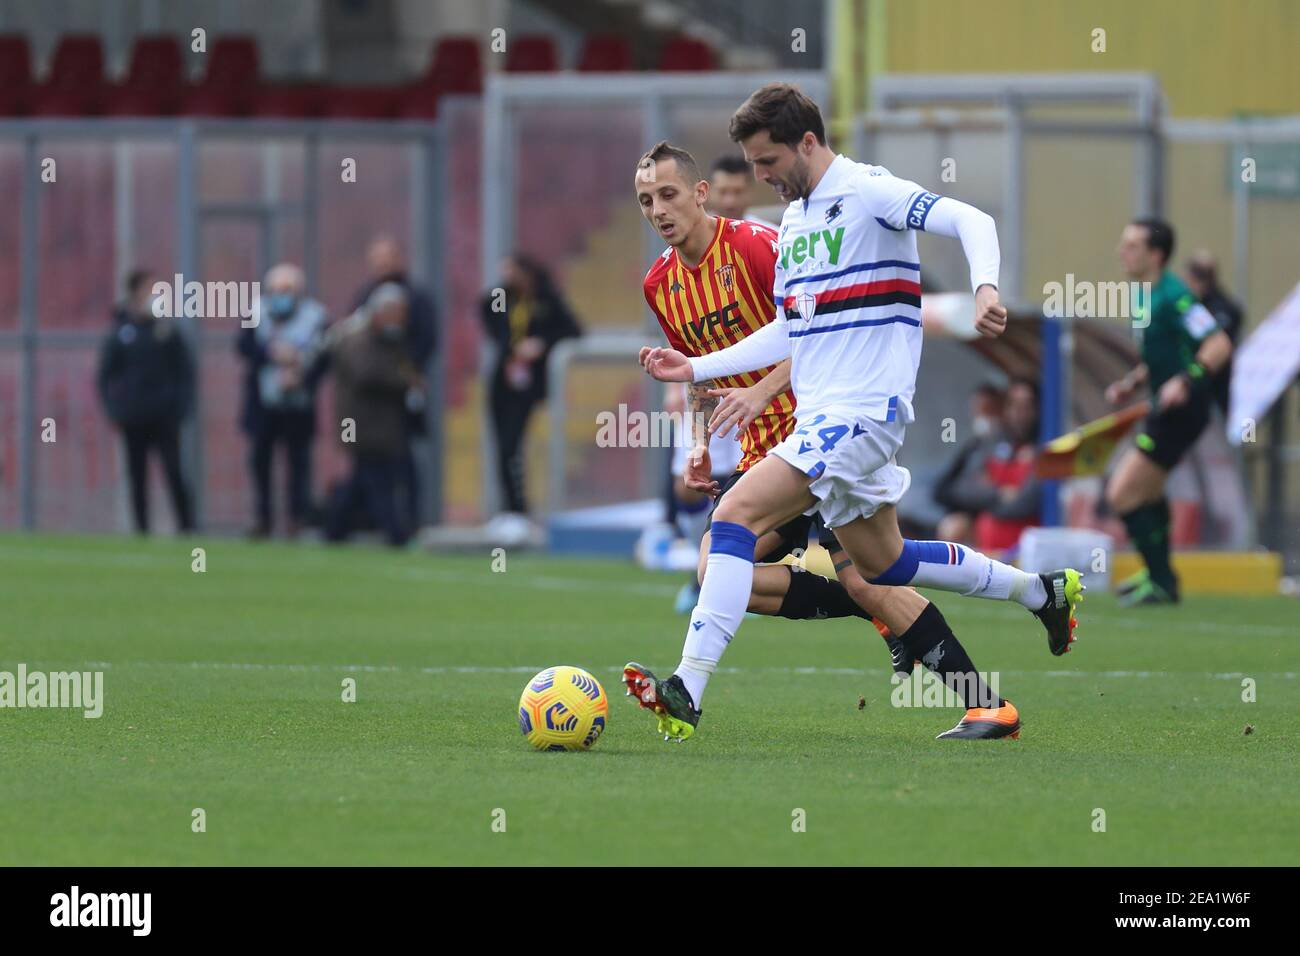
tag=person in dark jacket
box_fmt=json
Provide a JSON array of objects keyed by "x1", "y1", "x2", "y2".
[
  {"x1": 350, "y1": 236, "x2": 438, "y2": 528},
  {"x1": 934, "y1": 379, "x2": 1041, "y2": 555},
  {"x1": 324, "y1": 283, "x2": 422, "y2": 546},
  {"x1": 237, "y1": 263, "x2": 328, "y2": 538},
  {"x1": 480, "y1": 254, "x2": 582, "y2": 519},
  {"x1": 97, "y1": 269, "x2": 196, "y2": 534},
  {"x1": 1184, "y1": 251, "x2": 1244, "y2": 415}
]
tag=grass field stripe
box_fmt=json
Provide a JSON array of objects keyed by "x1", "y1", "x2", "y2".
[
  {"x1": 3, "y1": 659, "x2": 1293, "y2": 680},
  {"x1": 3, "y1": 544, "x2": 1292, "y2": 636}
]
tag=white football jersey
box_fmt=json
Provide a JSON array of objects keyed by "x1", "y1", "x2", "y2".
[{"x1": 774, "y1": 154, "x2": 939, "y2": 424}]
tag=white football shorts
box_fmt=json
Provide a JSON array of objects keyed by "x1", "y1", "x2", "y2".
[{"x1": 769, "y1": 404, "x2": 911, "y2": 529}]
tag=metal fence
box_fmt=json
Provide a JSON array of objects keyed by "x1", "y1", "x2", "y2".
[
  {"x1": 479, "y1": 70, "x2": 829, "y2": 518},
  {"x1": 0, "y1": 99, "x2": 484, "y2": 533},
  {"x1": 855, "y1": 74, "x2": 1300, "y2": 564}
]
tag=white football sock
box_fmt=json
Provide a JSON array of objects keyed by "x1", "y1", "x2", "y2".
[
  {"x1": 872, "y1": 540, "x2": 1047, "y2": 610},
  {"x1": 673, "y1": 520, "x2": 756, "y2": 707}
]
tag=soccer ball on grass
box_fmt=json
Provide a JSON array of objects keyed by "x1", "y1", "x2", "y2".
[{"x1": 518, "y1": 666, "x2": 608, "y2": 751}]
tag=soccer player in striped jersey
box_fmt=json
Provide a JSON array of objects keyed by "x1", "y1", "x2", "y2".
[
  {"x1": 630, "y1": 140, "x2": 994, "y2": 731},
  {"x1": 628, "y1": 87, "x2": 1084, "y2": 742}
]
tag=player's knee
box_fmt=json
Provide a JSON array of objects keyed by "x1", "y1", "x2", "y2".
[
  {"x1": 853, "y1": 557, "x2": 893, "y2": 582},
  {"x1": 711, "y1": 495, "x2": 759, "y2": 532}
]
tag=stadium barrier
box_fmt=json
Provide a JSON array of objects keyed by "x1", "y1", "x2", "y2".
[
  {"x1": 853, "y1": 74, "x2": 1300, "y2": 570},
  {"x1": 0, "y1": 100, "x2": 482, "y2": 533}
]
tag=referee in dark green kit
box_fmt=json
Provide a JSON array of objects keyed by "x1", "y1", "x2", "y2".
[{"x1": 1104, "y1": 219, "x2": 1233, "y2": 606}]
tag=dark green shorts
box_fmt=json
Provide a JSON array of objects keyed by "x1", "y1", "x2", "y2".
[{"x1": 1135, "y1": 395, "x2": 1211, "y2": 471}]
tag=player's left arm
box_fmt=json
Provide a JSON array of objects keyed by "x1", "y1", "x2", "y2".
[
  {"x1": 917, "y1": 198, "x2": 1006, "y2": 338},
  {"x1": 860, "y1": 173, "x2": 1006, "y2": 337},
  {"x1": 1157, "y1": 302, "x2": 1233, "y2": 409},
  {"x1": 707, "y1": 358, "x2": 790, "y2": 438}
]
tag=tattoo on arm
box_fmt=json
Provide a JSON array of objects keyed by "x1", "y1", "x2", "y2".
[{"x1": 686, "y1": 379, "x2": 718, "y2": 451}]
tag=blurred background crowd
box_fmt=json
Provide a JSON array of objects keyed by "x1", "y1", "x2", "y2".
[{"x1": 1, "y1": 0, "x2": 1297, "y2": 582}]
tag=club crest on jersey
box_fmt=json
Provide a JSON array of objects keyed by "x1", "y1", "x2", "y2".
[
  {"x1": 669, "y1": 280, "x2": 683, "y2": 294},
  {"x1": 715, "y1": 263, "x2": 734, "y2": 293},
  {"x1": 794, "y1": 291, "x2": 817, "y2": 322},
  {"x1": 825, "y1": 199, "x2": 843, "y2": 223}
]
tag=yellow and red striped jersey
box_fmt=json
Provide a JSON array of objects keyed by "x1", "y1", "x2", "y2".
[{"x1": 643, "y1": 216, "x2": 795, "y2": 472}]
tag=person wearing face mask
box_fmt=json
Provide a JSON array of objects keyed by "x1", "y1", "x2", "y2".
[
  {"x1": 324, "y1": 282, "x2": 422, "y2": 547},
  {"x1": 97, "y1": 268, "x2": 196, "y2": 534},
  {"x1": 237, "y1": 263, "x2": 328, "y2": 538},
  {"x1": 933, "y1": 382, "x2": 1007, "y2": 545}
]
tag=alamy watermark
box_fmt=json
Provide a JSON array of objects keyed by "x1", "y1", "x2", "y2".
[
  {"x1": 50, "y1": 886, "x2": 150, "y2": 936},
  {"x1": 151, "y1": 274, "x2": 261, "y2": 327},
  {"x1": 0, "y1": 664, "x2": 104, "y2": 718},
  {"x1": 595, "y1": 404, "x2": 710, "y2": 448},
  {"x1": 1043, "y1": 274, "x2": 1151, "y2": 327},
  {"x1": 890, "y1": 667, "x2": 1001, "y2": 709}
]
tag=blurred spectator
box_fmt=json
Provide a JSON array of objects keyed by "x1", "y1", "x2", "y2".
[
  {"x1": 351, "y1": 236, "x2": 438, "y2": 528},
  {"x1": 480, "y1": 254, "x2": 582, "y2": 527},
  {"x1": 324, "y1": 283, "x2": 421, "y2": 547},
  {"x1": 968, "y1": 381, "x2": 1005, "y2": 439},
  {"x1": 237, "y1": 263, "x2": 327, "y2": 538},
  {"x1": 934, "y1": 379, "x2": 1041, "y2": 553},
  {"x1": 708, "y1": 153, "x2": 780, "y2": 228},
  {"x1": 1184, "y1": 250, "x2": 1244, "y2": 414},
  {"x1": 707, "y1": 154, "x2": 755, "y2": 220},
  {"x1": 97, "y1": 269, "x2": 196, "y2": 534},
  {"x1": 932, "y1": 383, "x2": 1004, "y2": 542}
]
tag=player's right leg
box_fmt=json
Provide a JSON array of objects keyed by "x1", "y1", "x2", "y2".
[
  {"x1": 844, "y1": 502, "x2": 1083, "y2": 657},
  {"x1": 694, "y1": 522, "x2": 880, "y2": 621},
  {"x1": 624, "y1": 454, "x2": 817, "y2": 741},
  {"x1": 832, "y1": 512, "x2": 1020, "y2": 740}
]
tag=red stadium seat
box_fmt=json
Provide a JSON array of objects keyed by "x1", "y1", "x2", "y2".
[
  {"x1": 0, "y1": 34, "x2": 35, "y2": 115},
  {"x1": 254, "y1": 83, "x2": 325, "y2": 117},
  {"x1": 396, "y1": 81, "x2": 441, "y2": 119},
  {"x1": 425, "y1": 36, "x2": 481, "y2": 94},
  {"x1": 183, "y1": 35, "x2": 259, "y2": 116},
  {"x1": 578, "y1": 34, "x2": 633, "y2": 72},
  {"x1": 657, "y1": 35, "x2": 717, "y2": 71},
  {"x1": 321, "y1": 85, "x2": 400, "y2": 119},
  {"x1": 105, "y1": 35, "x2": 183, "y2": 115},
  {"x1": 506, "y1": 35, "x2": 559, "y2": 73},
  {"x1": 33, "y1": 34, "x2": 105, "y2": 115}
]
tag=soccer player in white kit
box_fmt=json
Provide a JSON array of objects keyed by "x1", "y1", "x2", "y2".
[{"x1": 626, "y1": 84, "x2": 1084, "y2": 742}]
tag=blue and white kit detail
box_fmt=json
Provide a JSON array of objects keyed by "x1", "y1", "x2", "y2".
[{"x1": 685, "y1": 154, "x2": 1001, "y2": 526}]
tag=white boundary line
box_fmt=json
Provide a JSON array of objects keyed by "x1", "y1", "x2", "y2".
[{"x1": 4, "y1": 544, "x2": 1295, "y2": 637}]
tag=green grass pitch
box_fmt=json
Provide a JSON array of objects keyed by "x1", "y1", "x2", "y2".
[{"x1": 1, "y1": 532, "x2": 1295, "y2": 866}]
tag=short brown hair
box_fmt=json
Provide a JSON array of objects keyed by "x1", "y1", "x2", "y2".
[
  {"x1": 729, "y1": 83, "x2": 825, "y2": 147},
  {"x1": 635, "y1": 140, "x2": 702, "y2": 186}
]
